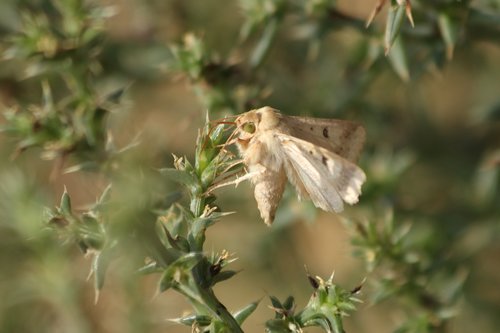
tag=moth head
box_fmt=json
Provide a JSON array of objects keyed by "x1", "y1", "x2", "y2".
[{"x1": 235, "y1": 106, "x2": 281, "y2": 142}]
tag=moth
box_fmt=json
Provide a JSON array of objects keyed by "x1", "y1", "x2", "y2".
[{"x1": 233, "y1": 106, "x2": 366, "y2": 225}]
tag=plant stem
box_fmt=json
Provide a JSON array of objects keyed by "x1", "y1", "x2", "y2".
[
  {"x1": 193, "y1": 266, "x2": 244, "y2": 332},
  {"x1": 188, "y1": 194, "x2": 244, "y2": 331}
]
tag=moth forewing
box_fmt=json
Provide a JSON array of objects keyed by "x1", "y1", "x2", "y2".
[{"x1": 282, "y1": 116, "x2": 366, "y2": 162}]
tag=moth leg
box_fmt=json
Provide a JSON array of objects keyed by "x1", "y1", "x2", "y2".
[
  {"x1": 203, "y1": 159, "x2": 245, "y2": 196},
  {"x1": 219, "y1": 159, "x2": 245, "y2": 176},
  {"x1": 205, "y1": 164, "x2": 266, "y2": 194}
]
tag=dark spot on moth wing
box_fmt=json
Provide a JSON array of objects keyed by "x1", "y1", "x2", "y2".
[
  {"x1": 309, "y1": 150, "x2": 313, "y2": 154},
  {"x1": 322, "y1": 155, "x2": 327, "y2": 166},
  {"x1": 323, "y1": 127, "x2": 329, "y2": 138},
  {"x1": 310, "y1": 126, "x2": 314, "y2": 131}
]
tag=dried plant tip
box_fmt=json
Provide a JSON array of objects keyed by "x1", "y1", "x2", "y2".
[
  {"x1": 366, "y1": 0, "x2": 387, "y2": 28},
  {"x1": 350, "y1": 278, "x2": 366, "y2": 294},
  {"x1": 307, "y1": 274, "x2": 320, "y2": 289},
  {"x1": 403, "y1": 0, "x2": 415, "y2": 27},
  {"x1": 304, "y1": 265, "x2": 319, "y2": 289}
]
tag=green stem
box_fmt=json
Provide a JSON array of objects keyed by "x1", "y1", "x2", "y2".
[
  {"x1": 190, "y1": 196, "x2": 205, "y2": 220},
  {"x1": 333, "y1": 314, "x2": 345, "y2": 333},
  {"x1": 192, "y1": 265, "x2": 244, "y2": 332},
  {"x1": 187, "y1": 194, "x2": 244, "y2": 331}
]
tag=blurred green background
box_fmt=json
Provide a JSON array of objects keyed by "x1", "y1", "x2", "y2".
[{"x1": 0, "y1": 0, "x2": 499, "y2": 332}]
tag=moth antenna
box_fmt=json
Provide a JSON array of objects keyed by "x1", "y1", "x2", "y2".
[
  {"x1": 213, "y1": 121, "x2": 237, "y2": 126},
  {"x1": 207, "y1": 115, "x2": 238, "y2": 133},
  {"x1": 200, "y1": 112, "x2": 239, "y2": 151},
  {"x1": 199, "y1": 120, "x2": 234, "y2": 152},
  {"x1": 208, "y1": 122, "x2": 240, "y2": 157},
  {"x1": 209, "y1": 114, "x2": 239, "y2": 123}
]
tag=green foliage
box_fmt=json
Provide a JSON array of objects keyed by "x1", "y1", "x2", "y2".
[
  {"x1": 1, "y1": 0, "x2": 122, "y2": 170},
  {"x1": 1, "y1": 1, "x2": 500, "y2": 333},
  {"x1": 266, "y1": 274, "x2": 362, "y2": 333}
]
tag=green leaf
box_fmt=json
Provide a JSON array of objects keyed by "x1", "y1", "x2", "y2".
[
  {"x1": 270, "y1": 295, "x2": 283, "y2": 310},
  {"x1": 211, "y1": 270, "x2": 239, "y2": 285},
  {"x1": 233, "y1": 300, "x2": 259, "y2": 325},
  {"x1": 210, "y1": 320, "x2": 233, "y2": 333},
  {"x1": 159, "y1": 168, "x2": 201, "y2": 193},
  {"x1": 92, "y1": 246, "x2": 114, "y2": 303},
  {"x1": 197, "y1": 147, "x2": 215, "y2": 174},
  {"x1": 158, "y1": 252, "x2": 203, "y2": 292},
  {"x1": 301, "y1": 314, "x2": 333, "y2": 332},
  {"x1": 161, "y1": 224, "x2": 180, "y2": 250},
  {"x1": 105, "y1": 87, "x2": 127, "y2": 104},
  {"x1": 283, "y1": 296, "x2": 295, "y2": 311},
  {"x1": 84, "y1": 107, "x2": 108, "y2": 146},
  {"x1": 189, "y1": 214, "x2": 222, "y2": 241},
  {"x1": 384, "y1": 3, "x2": 406, "y2": 55},
  {"x1": 337, "y1": 301, "x2": 356, "y2": 312},
  {"x1": 170, "y1": 314, "x2": 212, "y2": 326},
  {"x1": 438, "y1": 13, "x2": 458, "y2": 60},
  {"x1": 200, "y1": 157, "x2": 219, "y2": 187},
  {"x1": 269, "y1": 295, "x2": 285, "y2": 319},
  {"x1": 137, "y1": 261, "x2": 162, "y2": 275},
  {"x1": 266, "y1": 319, "x2": 299, "y2": 332},
  {"x1": 175, "y1": 235, "x2": 191, "y2": 252},
  {"x1": 387, "y1": 37, "x2": 409, "y2": 81},
  {"x1": 160, "y1": 223, "x2": 190, "y2": 252},
  {"x1": 209, "y1": 123, "x2": 226, "y2": 145},
  {"x1": 60, "y1": 187, "x2": 72, "y2": 215}
]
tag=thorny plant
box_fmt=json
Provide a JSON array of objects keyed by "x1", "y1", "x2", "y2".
[
  {"x1": 1, "y1": 0, "x2": 126, "y2": 174},
  {"x1": 2, "y1": 0, "x2": 500, "y2": 333},
  {"x1": 45, "y1": 118, "x2": 363, "y2": 333}
]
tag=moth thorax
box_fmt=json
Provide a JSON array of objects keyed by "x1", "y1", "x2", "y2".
[{"x1": 257, "y1": 107, "x2": 281, "y2": 130}]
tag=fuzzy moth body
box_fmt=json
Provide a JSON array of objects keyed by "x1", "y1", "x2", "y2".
[{"x1": 235, "y1": 106, "x2": 366, "y2": 225}]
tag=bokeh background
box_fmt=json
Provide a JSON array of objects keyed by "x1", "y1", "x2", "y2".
[{"x1": 1, "y1": 0, "x2": 499, "y2": 332}]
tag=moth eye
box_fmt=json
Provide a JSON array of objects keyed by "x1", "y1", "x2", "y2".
[{"x1": 242, "y1": 122, "x2": 256, "y2": 134}]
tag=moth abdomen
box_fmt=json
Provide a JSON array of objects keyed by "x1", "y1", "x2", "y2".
[{"x1": 253, "y1": 167, "x2": 287, "y2": 225}]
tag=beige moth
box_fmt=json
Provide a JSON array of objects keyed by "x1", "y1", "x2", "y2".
[{"x1": 234, "y1": 106, "x2": 366, "y2": 225}]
